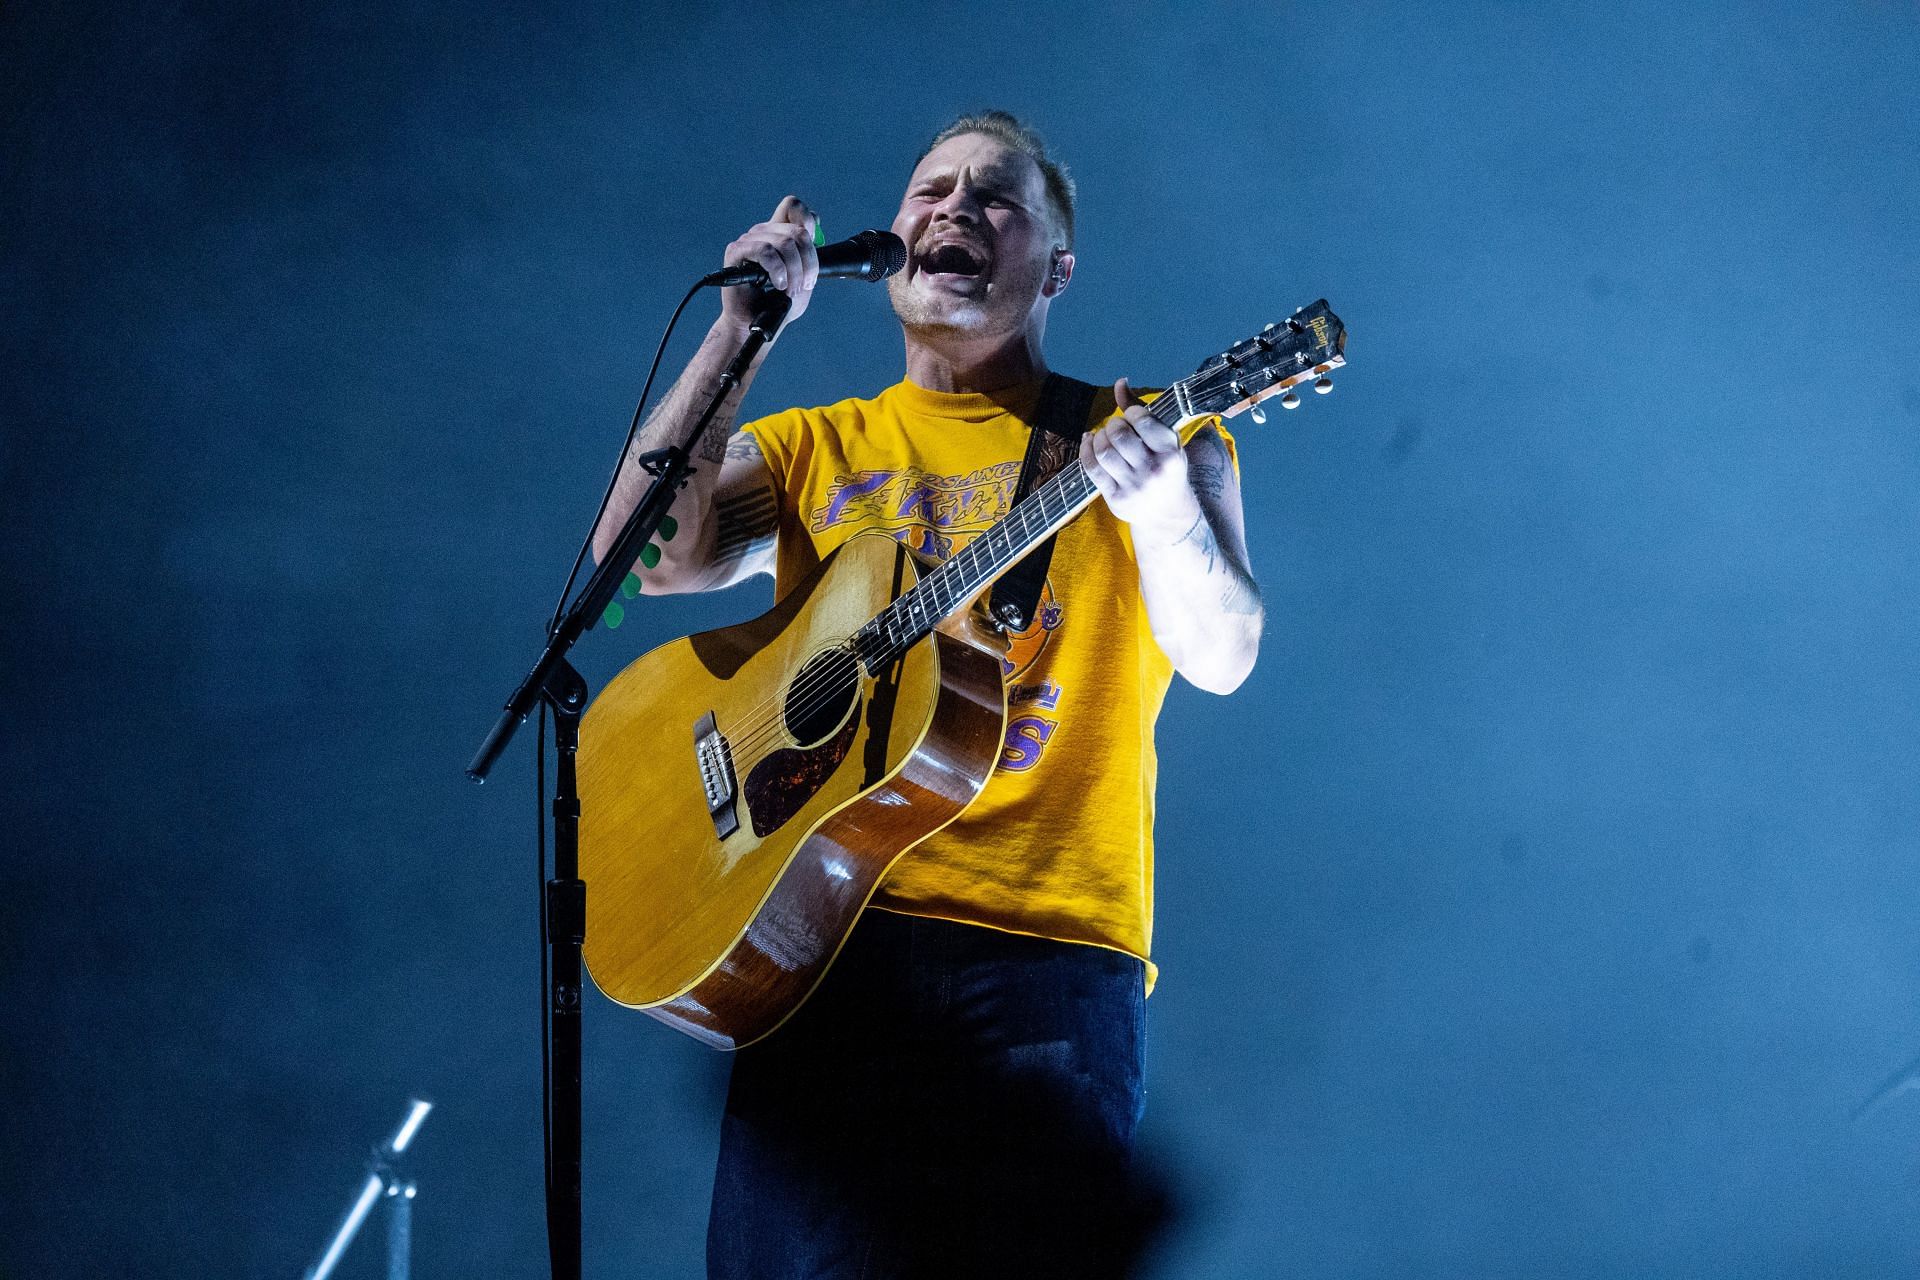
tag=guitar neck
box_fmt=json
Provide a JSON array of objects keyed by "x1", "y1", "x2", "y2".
[
  {"x1": 853, "y1": 389, "x2": 1189, "y2": 669},
  {"x1": 848, "y1": 298, "x2": 1348, "y2": 671}
]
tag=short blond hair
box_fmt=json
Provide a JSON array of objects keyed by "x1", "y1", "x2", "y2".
[{"x1": 916, "y1": 110, "x2": 1077, "y2": 249}]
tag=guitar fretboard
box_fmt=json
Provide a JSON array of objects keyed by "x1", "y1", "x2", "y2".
[{"x1": 851, "y1": 389, "x2": 1186, "y2": 671}]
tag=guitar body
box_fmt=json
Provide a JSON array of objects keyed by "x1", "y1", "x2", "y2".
[
  {"x1": 571, "y1": 300, "x2": 1349, "y2": 1049},
  {"x1": 577, "y1": 532, "x2": 1007, "y2": 1049}
]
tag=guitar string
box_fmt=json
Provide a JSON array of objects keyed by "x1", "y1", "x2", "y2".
[
  {"x1": 710, "y1": 462, "x2": 1099, "y2": 761},
  {"x1": 708, "y1": 461, "x2": 1099, "y2": 763},
  {"x1": 694, "y1": 368, "x2": 1266, "y2": 763},
  {"x1": 698, "y1": 352, "x2": 1297, "y2": 760},
  {"x1": 686, "y1": 398, "x2": 1124, "y2": 760},
  {"x1": 716, "y1": 397, "x2": 1195, "y2": 759},
  {"x1": 689, "y1": 345, "x2": 1322, "y2": 763},
  {"x1": 675, "y1": 476, "x2": 1074, "y2": 765}
]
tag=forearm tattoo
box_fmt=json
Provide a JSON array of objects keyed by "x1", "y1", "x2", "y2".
[
  {"x1": 1177, "y1": 428, "x2": 1259, "y2": 615},
  {"x1": 1187, "y1": 428, "x2": 1231, "y2": 502},
  {"x1": 713, "y1": 486, "x2": 778, "y2": 569},
  {"x1": 627, "y1": 404, "x2": 735, "y2": 472},
  {"x1": 1218, "y1": 572, "x2": 1261, "y2": 616},
  {"x1": 694, "y1": 407, "x2": 741, "y2": 463},
  {"x1": 1188, "y1": 461, "x2": 1229, "y2": 501},
  {"x1": 631, "y1": 386, "x2": 748, "y2": 468},
  {"x1": 1173, "y1": 511, "x2": 1220, "y2": 575},
  {"x1": 695, "y1": 377, "x2": 758, "y2": 464}
]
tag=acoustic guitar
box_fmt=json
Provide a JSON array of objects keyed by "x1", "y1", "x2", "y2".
[{"x1": 577, "y1": 302, "x2": 1347, "y2": 1048}]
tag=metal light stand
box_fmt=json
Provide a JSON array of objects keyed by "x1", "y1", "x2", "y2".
[{"x1": 303, "y1": 1098, "x2": 434, "y2": 1280}]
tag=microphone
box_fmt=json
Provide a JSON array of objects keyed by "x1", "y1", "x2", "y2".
[{"x1": 701, "y1": 229, "x2": 907, "y2": 289}]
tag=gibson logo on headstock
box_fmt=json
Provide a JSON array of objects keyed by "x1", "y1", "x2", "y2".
[{"x1": 1307, "y1": 314, "x2": 1330, "y2": 351}]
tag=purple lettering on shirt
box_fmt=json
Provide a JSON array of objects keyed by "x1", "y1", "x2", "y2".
[
  {"x1": 999, "y1": 716, "x2": 1058, "y2": 772},
  {"x1": 815, "y1": 470, "x2": 894, "y2": 531}
]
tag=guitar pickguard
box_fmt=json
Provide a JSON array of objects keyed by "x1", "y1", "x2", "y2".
[{"x1": 741, "y1": 709, "x2": 861, "y2": 836}]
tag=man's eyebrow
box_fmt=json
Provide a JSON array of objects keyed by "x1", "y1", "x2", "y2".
[
  {"x1": 911, "y1": 165, "x2": 1031, "y2": 194},
  {"x1": 968, "y1": 163, "x2": 1030, "y2": 188}
]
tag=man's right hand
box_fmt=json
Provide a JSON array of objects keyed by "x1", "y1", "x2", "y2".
[{"x1": 719, "y1": 196, "x2": 821, "y2": 333}]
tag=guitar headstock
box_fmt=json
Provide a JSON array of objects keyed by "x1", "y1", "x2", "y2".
[{"x1": 1182, "y1": 300, "x2": 1347, "y2": 425}]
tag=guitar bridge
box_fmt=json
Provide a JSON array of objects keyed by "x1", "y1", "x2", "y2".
[{"x1": 693, "y1": 711, "x2": 740, "y2": 839}]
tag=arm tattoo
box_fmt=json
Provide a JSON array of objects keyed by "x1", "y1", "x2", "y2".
[
  {"x1": 1173, "y1": 511, "x2": 1220, "y2": 575},
  {"x1": 696, "y1": 417, "x2": 735, "y2": 464},
  {"x1": 1182, "y1": 425, "x2": 1257, "y2": 611},
  {"x1": 1186, "y1": 428, "x2": 1232, "y2": 502},
  {"x1": 1189, "y1": 461, "x2": 1229, "y2": 502},
  {"x1": 712, "y1": 486, "x2": 778, "y2": 568},
  {"x1": 631, "y1": 396, "x2": 744, "y2": 469},
  {"x1": 689, "y1": 387, "x2": 751, "y2": 464},
  {"x1": 1218, "y1": 572, "x2": 1261, "y2": 616},
  {"x1": 725, "y1": 433, "x2": 763, "y2": 462}
]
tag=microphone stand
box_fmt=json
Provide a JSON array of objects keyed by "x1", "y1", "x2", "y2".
[{"x1": 466, "y1": 286, "x2": 792, "y2": 1280}]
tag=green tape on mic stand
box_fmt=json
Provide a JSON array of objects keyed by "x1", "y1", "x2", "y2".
[{"x1": 604, "y1": 505, "x2": 680, "y2": 629}]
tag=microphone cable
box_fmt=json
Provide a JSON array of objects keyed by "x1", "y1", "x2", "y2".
[
  {"x1": 534, "y1": 270, "x2": 705, "y2": 1239},
  {"x1": 548, "y1": 277, "x2": 707, "y2": 635}
]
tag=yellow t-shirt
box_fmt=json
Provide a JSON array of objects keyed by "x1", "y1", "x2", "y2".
[{"x1": 746, "y1": 377, "x2": 1233, "y2": 988}]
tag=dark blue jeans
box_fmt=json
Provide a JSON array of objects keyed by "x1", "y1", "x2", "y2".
[{"x1": 707, "y1": 910, "x2": 1148, "y2": 1279}]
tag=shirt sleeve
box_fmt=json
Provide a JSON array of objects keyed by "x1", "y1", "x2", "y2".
[{"x1": 743, "y1": 408, "x2": 801, "y2": 496}]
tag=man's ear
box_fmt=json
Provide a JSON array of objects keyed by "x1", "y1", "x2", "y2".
[{"x1": 1044, "y1": 248, "x2": 1075, "y2": 298}]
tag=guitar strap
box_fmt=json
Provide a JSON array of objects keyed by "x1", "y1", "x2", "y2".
[{"x1": 988, "y1": 372, "x2": 1100, "y2": 632}]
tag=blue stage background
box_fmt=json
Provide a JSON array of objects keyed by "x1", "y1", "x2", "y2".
[{"x1": 4, "y1": 2, "x2": 1918, "y2": 1275}]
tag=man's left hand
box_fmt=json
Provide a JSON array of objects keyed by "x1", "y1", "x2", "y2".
[{"x1": 1079, "y1": 378, "x2": 1203, "y2": 539}]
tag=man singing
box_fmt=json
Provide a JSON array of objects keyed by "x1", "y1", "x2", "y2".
[{"x1": 592, "y1": 110, "x2": 1260, "y2": 1277}]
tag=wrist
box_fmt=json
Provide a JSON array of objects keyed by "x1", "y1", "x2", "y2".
[
  {"x1": 709, "y1": 309, "x2": 786, "y2": 361},
  {"x1": 710, "y1": 314, "x2": 753, "y2": 346},
  {"x1": 1130, "y1": 491, "x2": 1206, "y2": 546}
]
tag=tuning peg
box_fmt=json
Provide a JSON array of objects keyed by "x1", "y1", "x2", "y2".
[
  {"x1": 1314, "y1": 376, "x2": 1333, "y2": 394},
  {"x1": 1248, "y1": 403, "x2": 1267, "y2": 425},
  {"x1": 1280, "y1": 391, "x2": 1302, "y2": 410}
]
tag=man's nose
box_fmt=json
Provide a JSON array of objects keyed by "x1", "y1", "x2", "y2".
[{"x1": 931, "y1": 186, "x2": 982, "y2": 224}]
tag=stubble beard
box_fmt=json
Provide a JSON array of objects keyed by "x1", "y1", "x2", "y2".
[
  {"x1": 887, "y1": 282, "x2": 982, "y2": 338},
  {"x1": 888, "y1": 259, "x2": 1046, "y2": 347}
]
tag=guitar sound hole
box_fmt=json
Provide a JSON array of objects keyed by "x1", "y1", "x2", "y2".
[{"x1": 784, "y1": 647, "x2": 861, "y2": 746}]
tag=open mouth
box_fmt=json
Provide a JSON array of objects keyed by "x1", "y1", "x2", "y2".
[{"x1": 918, "y1": 242, "x2": 989, "y2": 279}]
